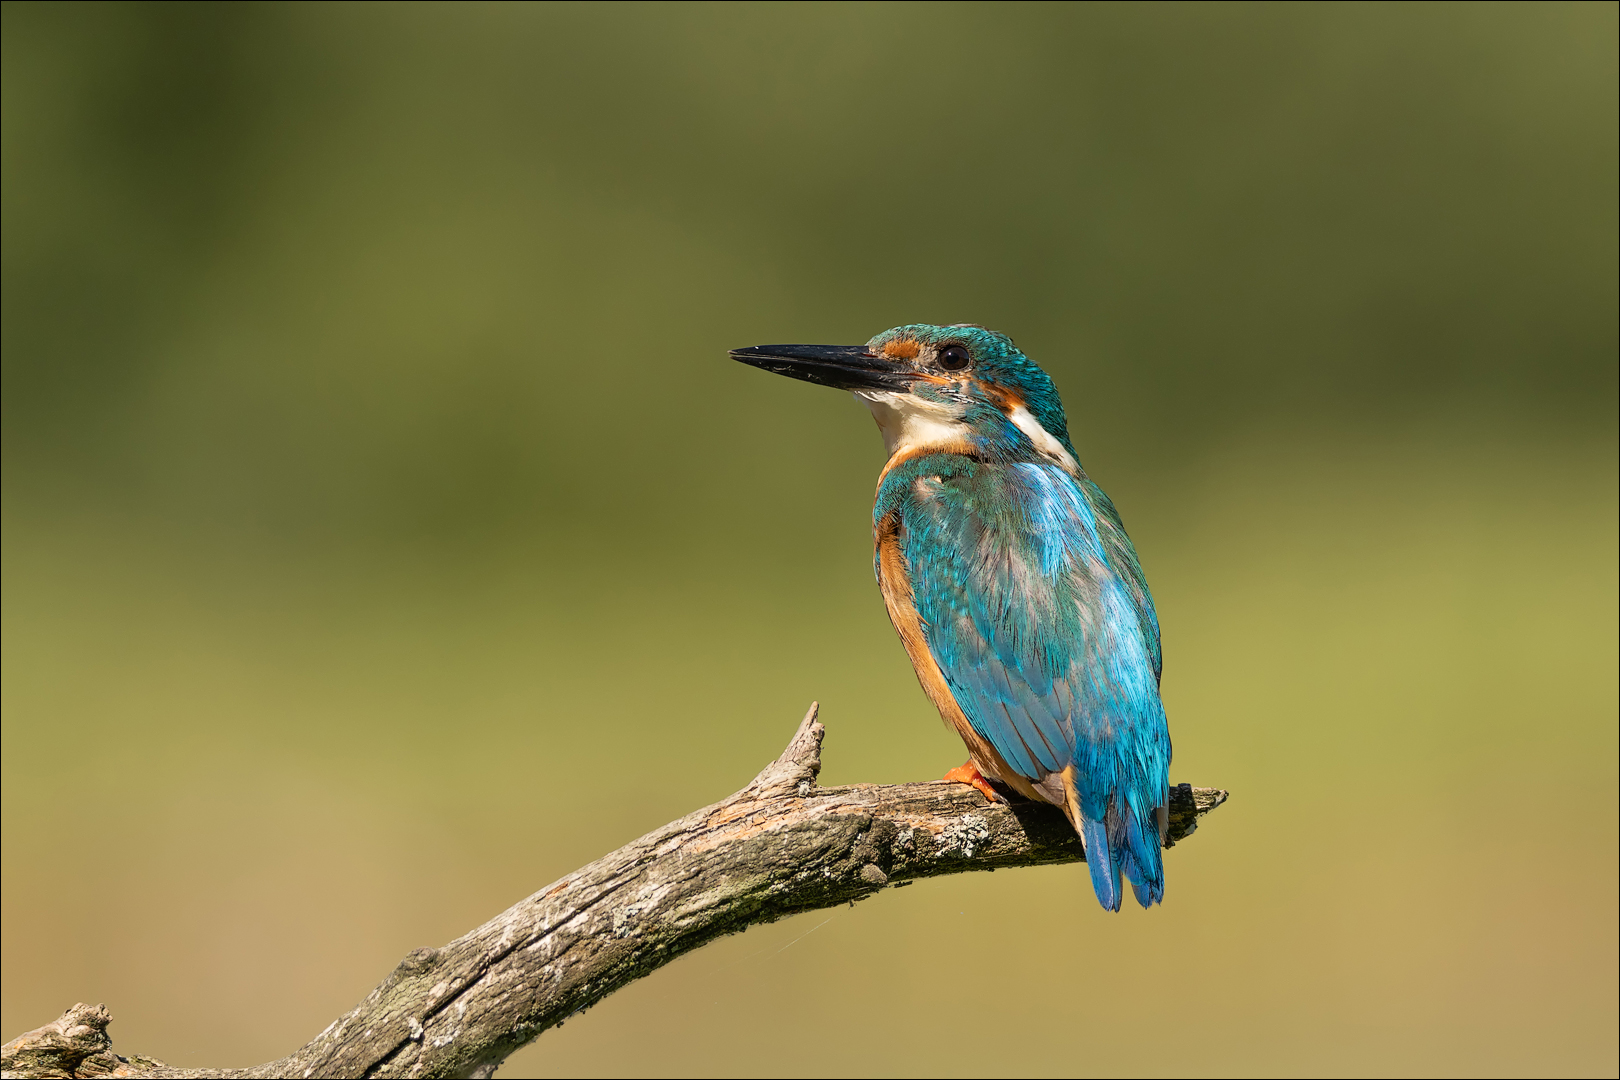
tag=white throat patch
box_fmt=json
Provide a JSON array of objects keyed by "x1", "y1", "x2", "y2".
[
  {"x1": 855, "y1": 391, "x2": 971, "y2": 457},
  {"x1": 856, "y1": 391, "x2": 1080, "y2": 475}
]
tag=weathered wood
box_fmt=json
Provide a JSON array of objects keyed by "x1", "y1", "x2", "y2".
[{"x1": 1, "y1": 704, "x2": 1227, "y2": 1080}]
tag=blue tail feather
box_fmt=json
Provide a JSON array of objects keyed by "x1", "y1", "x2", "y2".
[
  {"x1": 1081, "y1": 816, "x2": 1122, "y2": 912},
  {"x1": 1120, "y1": 802, "x2": 1165, "y2": 907},
  {"x1": 1082, "y1": 801, "x2": 1165, "y2": 911}
]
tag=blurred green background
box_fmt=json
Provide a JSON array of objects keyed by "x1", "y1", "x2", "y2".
[{"x1": 3, "y1": 2, "x2": 1615, "y2": 1076}]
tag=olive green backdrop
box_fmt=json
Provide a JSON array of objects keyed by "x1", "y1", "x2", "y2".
[{"x1": 3, "y1": 3, "x2": 1615, "y2": 1076}]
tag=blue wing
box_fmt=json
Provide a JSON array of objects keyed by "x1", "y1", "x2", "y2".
[
  {"x1": 1077, "y1": 473, "x2": 1162, "y2": 684},
  {"x1": 884, "y1": 456, "x2": 1171, "y2": 910}
]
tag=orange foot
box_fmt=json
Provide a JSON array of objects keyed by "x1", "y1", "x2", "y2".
[{"x1": 943, "y1": 761, "x2": 1003, "y2": 803}]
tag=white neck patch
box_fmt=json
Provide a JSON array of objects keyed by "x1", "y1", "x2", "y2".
[{"x1": 1006, "y1": 404, "x2": 1080, "y2": 473}]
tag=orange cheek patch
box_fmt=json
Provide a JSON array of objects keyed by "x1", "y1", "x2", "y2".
[
  {"x1": 882, "y1": 338, "x2": 921, "y2": 360},
  {"x1": 982, "y1": 383, "x2": 1026, "y2": 411}
]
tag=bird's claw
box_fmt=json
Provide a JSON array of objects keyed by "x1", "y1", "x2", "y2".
[{"x1": 943, "y1": 762, "x2": 1006, "y2": 804}]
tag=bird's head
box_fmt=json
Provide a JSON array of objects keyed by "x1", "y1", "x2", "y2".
[{"x1": 731, "y1": 323, "x2": 1080, "y2": 471}]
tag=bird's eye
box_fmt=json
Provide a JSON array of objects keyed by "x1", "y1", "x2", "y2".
[{"x1": 938, "y1": 345, "x2": 972, "y2": 371}]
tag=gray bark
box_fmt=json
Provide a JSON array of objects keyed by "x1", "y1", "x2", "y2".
[{"x1": 1, "y1": 704, "x2": 1227, "y2": 1080}]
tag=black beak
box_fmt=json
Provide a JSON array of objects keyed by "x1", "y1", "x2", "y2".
[{"x1": 729, "y1": 344, "x2": 917, "y2": 393}]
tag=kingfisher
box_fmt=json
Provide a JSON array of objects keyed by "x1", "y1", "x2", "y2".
[{"x1": 731, "y1": 324, "x2": 1171, "y2": 911}]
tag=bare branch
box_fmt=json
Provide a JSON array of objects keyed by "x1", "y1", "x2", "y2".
[{"x1": 2, "y1": 705, "x2": 1227, "y2": 1080}]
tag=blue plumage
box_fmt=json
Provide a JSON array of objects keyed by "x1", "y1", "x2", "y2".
[{"x1": 732, "y1": 324, "x2": 1173, "y2": 911}]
